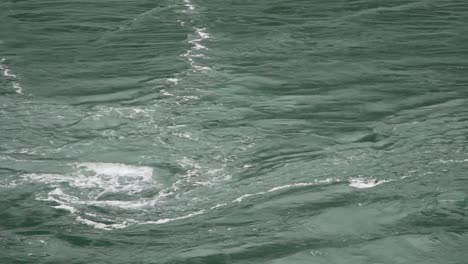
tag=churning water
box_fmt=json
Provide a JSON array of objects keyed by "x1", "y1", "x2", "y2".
[{"x1": 1, "y1": 0, "x2": 468, "y2": 263}]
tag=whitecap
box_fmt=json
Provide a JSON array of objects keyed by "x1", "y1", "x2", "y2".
[{"x1": 348, "y1": 178, "x2": 390, "y2": 188}]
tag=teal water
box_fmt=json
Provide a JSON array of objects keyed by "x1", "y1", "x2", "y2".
[{"x1": 1, "y1": 0, "x2": 468, "y2": 263}]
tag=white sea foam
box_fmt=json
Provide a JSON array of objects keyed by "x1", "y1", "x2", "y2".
[
  {"x1": 233, "y1": 178, "x2": 340, "y2": 202},
  {"x1": 183, "y1": 0, "x2": 195, "y2": 10},
  {"x1": 160, "y1": 89, "x2": 174, "y2": 96},
  {"x1": 90, "y1": 106, "x2": 152, "y2": 120},
  {"x1": 0, "y1": 58, "x2": 23, "y2": 94},
  {"x1": 19, "y1": 156, "x2": 408, "y2": 230},
  {"x1": 21, "y1": 160, "x2": 231, "y2": 230},
  {"x1": 76, "y1": 162, "x2": 153, "y2": 181},
  {"x1": 191, "y1": 42, "x2": 207, "y2": 50},
  {"x1": 175, "y1": 132, "x2": 197, "y2": 141},
  {"x1": 3, "y1": 68, "x2": 17, "y2": 78},
  {"x1": 167, "y1": 13, "x2": 213, "y2": 89},
  {"x1": 0, "y1": 181, "x2": 19, "y2": 188},
  {"x1": 76, "y1": 216, "x2": 132, "y2": 230},
  {"x1": 232, "y1": 176, "x2": 396, "y2": 203},
  {"x1": 348, "y1": 177, "x2": 390, "y2": 189},
  {"x1": 21, "y1": 162, "x2": 167, "y2": 229},
  {"x1": 434, "y1": 159, "x2": 468, "y2": 164},
  {"x1": 233, "y1": 193, "x2": 261, "y2": 203},
  {"x1": 177, "y1": 19, "x2": 186, "y2": 26},
  {"x1": 27, "y1": 163, "x2": 154, "y2": 195},
  {"x1": 210, "y1": 203, "x2": 227, "y2": 210},
  {"x1": 193, "y1": 181, "x2": 213, "y2": 187},
  {"x1": 192, "y1": 65, "x2": 211, "y2": 71},
  {"x1": 166, "y1": 78, "x2": 179, "y2": 85},
  {"x1": 141, "y1": 210, "x2": 205, "y2": 225},
  {"x1": 177, "y1": 1, "x2": 212, "y2": 73},
  {"x1": 38, "y1": 187, "x2": 78, "y2": 213},
  {"x1": 267, "y1": 179, "x2": 337, "y2": 192},
  {"x1": 189, "y1": 27, "x2": 210, "y2": 51},
  {"x1": 84, "y1": 199, "x2": 156, "y2": 209},
  {"x1": 194, "y1": 27, "x2": 210, "y2": 39},
  {"x1": 26, "y1": 162, "x2": 156, "y2": 210}
]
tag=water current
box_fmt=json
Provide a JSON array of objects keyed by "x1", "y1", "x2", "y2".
[{"x1": 1, "y1": 0, "x2": 468, "y2": 263}]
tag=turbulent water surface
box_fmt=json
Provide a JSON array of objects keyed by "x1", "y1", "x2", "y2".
[{"x1": 1, "y1": 0, "x2": 468, "y2": 263}]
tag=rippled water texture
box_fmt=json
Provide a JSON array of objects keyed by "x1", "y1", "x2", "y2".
[{"x1": 1, "y1": 0, "x2": 468, "y2": 263}]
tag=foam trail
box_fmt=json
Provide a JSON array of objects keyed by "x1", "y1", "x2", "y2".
[
  {"x1": 435, "y1": 158, "x2": 468, "y2": 164},
  {"x1": 0, "y1": 58, "x2": 23, "y2": 94},
  {"x1": 164, "y1": 0, "x2": 213, "y2": 86},
  {"x1": 233, "y1": 178, "x2": 341, "y2": 203},
  {"x1": 180, "y1": 0, "x2": 212, "y2": 72},
  {"x1": 76, "y1": 216, "x2": 132, "y2": 230},
  {"x1": 210, "y1": 203, "x2": 227, "y2": 210},
  {"x1": 141, "y1": 210, "x2": 206, "y2": 225},
  {"x1": 232, "y1": 176, "x2": 399, "y2": 203},
  {"x1": 183, "y1": 26, "x2": 212, "y2": 71}
]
